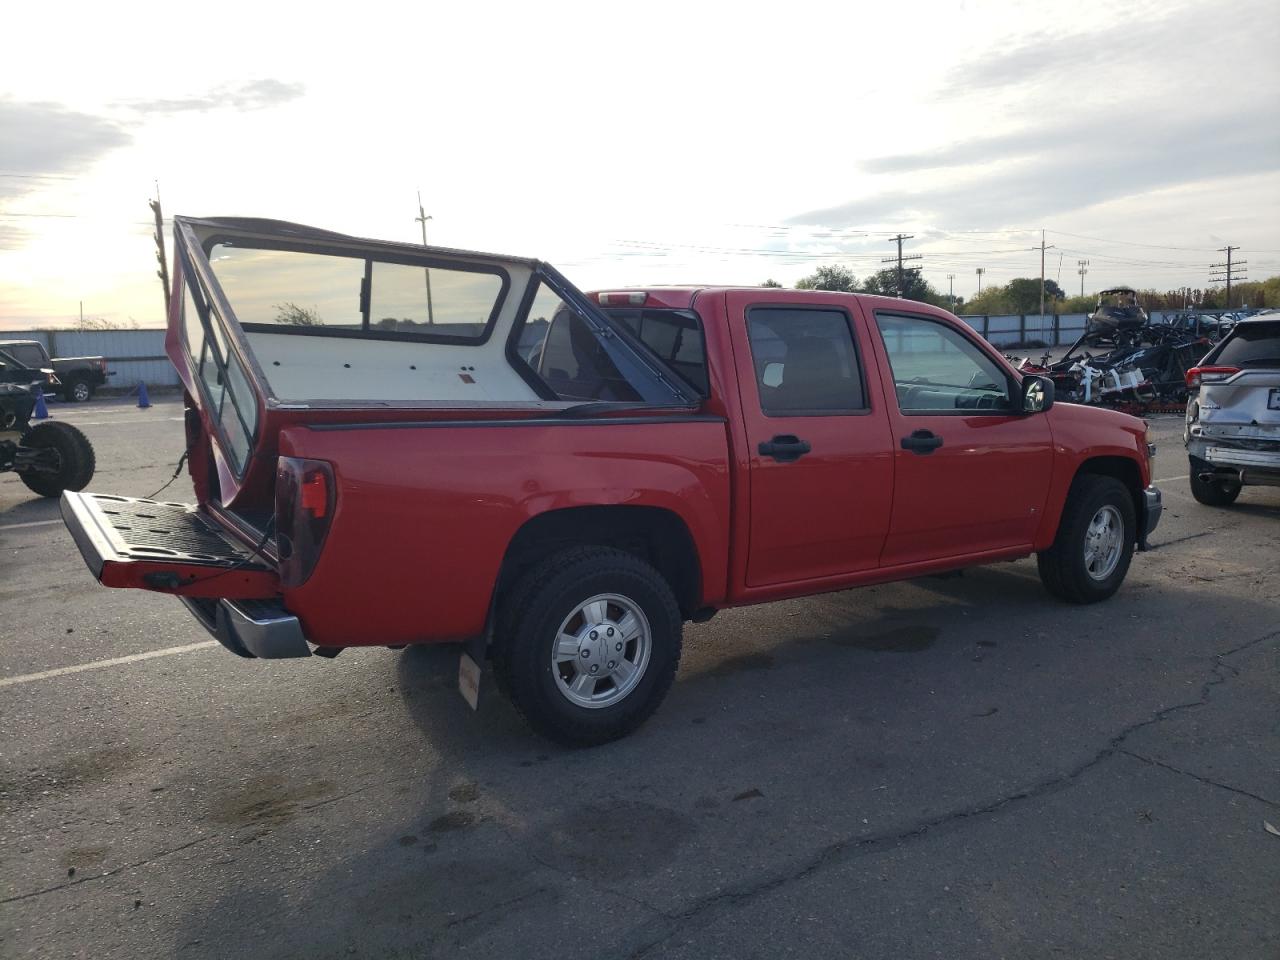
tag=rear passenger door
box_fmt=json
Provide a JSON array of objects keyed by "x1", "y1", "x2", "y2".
[{"x1": 726, "y1": 292, "x2": 895, "y2": 587}]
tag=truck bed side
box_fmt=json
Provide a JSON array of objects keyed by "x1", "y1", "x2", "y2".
[{"x1": 276, "y1": 417, "x2": 732, "y2": 646}]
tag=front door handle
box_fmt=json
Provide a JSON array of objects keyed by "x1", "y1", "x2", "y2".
[
  {"x1": 901, "y1": 429, "x2": 944, "y2": 454},
  {"x1": 759, "y1": 435, "x2": 811, "y2": 463}
]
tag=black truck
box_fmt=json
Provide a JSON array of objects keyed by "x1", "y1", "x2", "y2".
[{"x1": 0, "y1": 339, "x2": 111, "y2": 402}]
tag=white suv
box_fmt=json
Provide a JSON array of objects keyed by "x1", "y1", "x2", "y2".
[{"x1": 1184, "y1": 310, "x2": 1280, "y2": 505}]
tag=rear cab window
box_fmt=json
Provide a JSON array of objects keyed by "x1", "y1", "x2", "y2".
[{"x1": 601, "y1": 307, "x2": 708, "y2": 396}]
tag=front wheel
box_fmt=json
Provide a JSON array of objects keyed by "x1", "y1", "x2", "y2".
[
  {"x1": 17, "y1": 421, "x2": 96, "y2": 497},
  {"x1": 1037, "y1": 475, "x2": 1136, "y2": 604},
  {"x1": 494, "y1": 547, "x2": 682, "y2": 747}
]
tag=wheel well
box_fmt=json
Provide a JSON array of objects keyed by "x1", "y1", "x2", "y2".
[
  {"x1": 498, "y1": 506, "x2": 703, "y2": 619},
  {"x1": 1075, "y1": 456, "x2": 1143, "y2": 527}
]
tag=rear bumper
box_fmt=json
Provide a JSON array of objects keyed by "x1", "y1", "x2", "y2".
[
  {"x1": 1188, "y1": 438, "x2": 1280, "y2": 486},
  {"x1": 1140, "y1": 485, "x2": 1162, "y2": 550},
  {"x1": 180, "y1": 596, "x2": 312, "y2": 659}
]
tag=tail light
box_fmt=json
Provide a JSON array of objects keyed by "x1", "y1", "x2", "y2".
[
  {"x1": 275, "y1": 457, "x2": 336, "y2": 588},
  {"x1": 1185, "y1": 366, "x2": 1239, "y2": 388},
  {"x1": 99, "y1": 358, "x2": 108, "y2": 373}
]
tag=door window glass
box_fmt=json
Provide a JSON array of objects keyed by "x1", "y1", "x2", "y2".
[
  {"x1": 746, "y1": 307, "x2": 865, "y2": 415},
  {"x1": 876, "y1": 313, "x2": 1012, "y2": 412}
]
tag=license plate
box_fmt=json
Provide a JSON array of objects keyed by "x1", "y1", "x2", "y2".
[{"x1": 1270, "y1": 388, "x2": 1280, "y2": 411}]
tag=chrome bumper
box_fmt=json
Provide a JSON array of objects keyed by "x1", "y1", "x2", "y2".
[
  {"x1": 1140, "y1": 485, "x2": 1162, "y2": 550},
  {"x1": 180, "y1": 597, "x2": 312, "y2": 659}
]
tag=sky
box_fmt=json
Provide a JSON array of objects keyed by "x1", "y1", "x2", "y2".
[{"x1": 1, "y1": 0, "x2": 1277, "y2": 329}]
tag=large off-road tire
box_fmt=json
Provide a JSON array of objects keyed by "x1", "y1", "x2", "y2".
[
  {"x1": 493, "y1": 546, "x2": 682, "y2": 747},
  {"x1": 17, "y1": 421, "x2": 96, "y2": 497},
  {"x1": 1188, "y1": 457, "x2": 1241, "y2": 506},
  {"x1": 1037, "y1": 475, "x2": 1136, "y2": 604},
  {"x1": 64, "y1": 377, "x2": 93, "y2": 403}
]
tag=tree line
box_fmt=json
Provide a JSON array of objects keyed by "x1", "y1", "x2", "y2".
[{"x1": 767, "y1": 266, "x2": 1280, "y2": 314}]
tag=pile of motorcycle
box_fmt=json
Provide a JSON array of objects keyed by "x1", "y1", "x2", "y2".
[{"x1": 1012, "y1": 321, "x2": 1213, "y2": 415}]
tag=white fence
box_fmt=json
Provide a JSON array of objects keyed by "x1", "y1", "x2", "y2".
[{"x1": 1, "y1": 329, "x2": 178, "y2": 387}]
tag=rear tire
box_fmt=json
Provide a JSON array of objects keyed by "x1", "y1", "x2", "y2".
[
  {"x1": 1189, "y1": 458, "x2": 1241, "y2": 506},
  {"x1": 1037, "y1": 475, "x2": 1135, "y2": 604},
  {"x1": 494, "y1": 546, "x2": 682, "y2": 747},
  {"x1": 17, "y1": 421, "x2": 96, "y2": 497},
  {"x1": 65, "y1": 378, "x2": 93, "y2": 403}
]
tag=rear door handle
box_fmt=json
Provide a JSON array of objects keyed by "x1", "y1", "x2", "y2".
[
  {"x1": 901, "y1": 429, "x2": 943, "y2": 454},
  {"x1": 758, "y1": 435, "x2": 811, "y2": 463}
]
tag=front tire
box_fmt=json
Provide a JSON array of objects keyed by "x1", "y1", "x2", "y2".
[
  {"x1": 1189, "y1": 458, "x2": 1241, "y2": 506},
  {"x1": 494, "y1": 547, "x2": 682, "y2": 747},
  {"x1": 1037, "y1": 475, "x2": 1136, "y2": 604},
  {"x1": 17, "y1": 421, "x2": 96, "y2": 497}
]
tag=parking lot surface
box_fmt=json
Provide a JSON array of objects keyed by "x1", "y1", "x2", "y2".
[{"x1": 2, "y1": 397, "x2": 1277, "y2": 959}]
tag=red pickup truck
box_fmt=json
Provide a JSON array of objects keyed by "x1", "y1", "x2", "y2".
[{"x1": 61, "y1": 217, "x2": 1161, "y2": 745}]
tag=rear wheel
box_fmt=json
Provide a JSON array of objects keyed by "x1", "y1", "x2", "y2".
[
  {"x1": 64, "y1": 378, "x2": 93, "y2": 403},
  {"x1": 1189, "y1": 458, "x2": 1241, "y2": 506},
  {"x1": 1037, "y1": 475, "x2": 1135, "y2": 604},
  {"x1": 17, "y1": 421, "x2": 96, "y2": 497},
  {"x1": 494, "y1": 546, "x2": 682, "y2": 747}
]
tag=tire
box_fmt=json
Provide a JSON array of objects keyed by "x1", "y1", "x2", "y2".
[
  {"x1": 1188, "y1": 458, "x2": 1241, "y2": 506},
  {"x1": 1037, "y1": 475, "x2": 1136, "y2": 604},
  {"x1": 64, "y1": 378, "x2": 93, "y2": 403},
  {"x1": 493, "y1": 546, "x2": 682, "y2": 747},
  {"x1": 17, "y1": 421, "x2": 97, "y2": 497}
]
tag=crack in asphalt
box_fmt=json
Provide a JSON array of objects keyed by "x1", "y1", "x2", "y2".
[
  {"x1": 620, "y1": 628, "x2": 1280, "y2": 960},
  {"x1": 1119, "y1": 749, "x2": 1278, "y2": 809},
  {"x1": 0, "y1": 836, "x2": 212, "y2": 904}
]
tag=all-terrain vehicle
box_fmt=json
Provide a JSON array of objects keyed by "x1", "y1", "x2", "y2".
[{"x1": 0, "y1": 349, "x2": 96, "y2": 498}]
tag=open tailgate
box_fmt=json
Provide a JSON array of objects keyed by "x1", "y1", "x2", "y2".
[{"x1": 60, "y1": 492, "x2": 279, "y2": 599}]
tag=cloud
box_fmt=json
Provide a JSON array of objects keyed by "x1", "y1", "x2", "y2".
[
  {"x1": 121, "y1": 78, "x2": 305, "y2": 115},
  {"x1": 789, "y1": 105, "x2": 1279, "y2": 230},
  {"x1": 0, "y1": 99, "x2": 132, "y2": 180}
]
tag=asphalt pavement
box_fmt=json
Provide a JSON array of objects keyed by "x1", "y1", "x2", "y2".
[{"x1": 1, "y1": 397, "x2": 1277, "y2": 959}]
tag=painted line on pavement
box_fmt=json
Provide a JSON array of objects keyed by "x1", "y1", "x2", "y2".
[
  {"x1": 55, "y1": 416, "x2": 184, "y2": 426},
  {"x1": 1155, "y1": 474, "x2": 1188, "y2": 483},
  {"x1": 0, "y1": 641, "x2": 218, "y2": 689},
  {"x1": 0, "y1": 519, "x2": 64, "y2": 531}
]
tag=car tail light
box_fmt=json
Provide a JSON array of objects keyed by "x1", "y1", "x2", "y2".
[
  {"x1": 275, "y1": 457, "x2": 336, "y2": 588},
  {"x1": 1185, "y1": 365, "x2": 1239, "y2": 388},
  {"x1": 99, "y1": 358, "x2": 108, "y2": 373},
  {"x1": 596, "y1": 291, "x2": 647, "y2": 306}
]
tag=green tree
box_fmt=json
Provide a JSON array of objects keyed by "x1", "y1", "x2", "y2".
[
  {"x1": 795, "y1": 264, "x2": 858, "y2": 292},
  {"x1": 761, "y1": 278, "x2": 783, "y2": 288},
  {"x1": 860, "y1": 267, "x2": 945, "y2": 306}
]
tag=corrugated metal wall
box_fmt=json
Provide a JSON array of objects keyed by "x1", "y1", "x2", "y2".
[{"x1": 0, "y1": 329, "x2": 176, "y2": 387}]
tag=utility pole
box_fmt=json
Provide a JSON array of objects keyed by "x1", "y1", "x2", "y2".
[
  {"x1": 975, "y1": 267, "x2": 985, "y2": 296},
  {"x1": 415, "y1": 191, "x2": 435, "y2": 325},
  {"x1": 149, "y1": 182, "x2": 171, "y2": 317},
  {"x1": 881, "y1": 234, "x2": 921, "y2": 298},
  {"x1": 1209, "y1": 246, "x2": 1246, "y2": 309},
  {"x1": 946, "y1": 273, "x2": 956, "y2": 308},
  {"x1": 1077, "y1": 259, "x2": 1089, "y2": 298}
]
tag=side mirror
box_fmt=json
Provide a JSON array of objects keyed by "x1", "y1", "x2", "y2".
[{"x1": 1022, "y1": 375, "x2": 1054, "y2": 414}]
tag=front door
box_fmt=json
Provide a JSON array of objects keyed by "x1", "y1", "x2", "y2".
[
  {"x1": 867, "y1": 308, "x2": 1054, "y2": 566},
  {"x1": 726, "y1": 292, "x2": 896, "y2": 587}
]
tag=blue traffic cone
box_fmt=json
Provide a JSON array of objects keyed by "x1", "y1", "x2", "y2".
[
  {"x1": 137, "y1": 380, "x2": 151, "y2": 409},
  {"x1": 33, "y1": 385, "x2": 50, "y2": 419}
]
